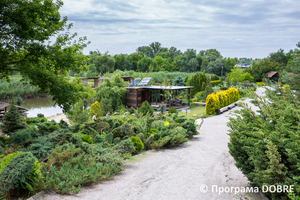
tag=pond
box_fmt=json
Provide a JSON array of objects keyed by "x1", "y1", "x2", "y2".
[{"x1": 21, "y1": 97, "x2": 63, "y2": 118}]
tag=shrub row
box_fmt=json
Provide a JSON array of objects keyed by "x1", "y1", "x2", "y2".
[
  {"x1": 210, "y1": 80, "x2": 221, "y2": 86},
  {"x1": 205, "y1": 88, "x2": 240, "y2": 115}
]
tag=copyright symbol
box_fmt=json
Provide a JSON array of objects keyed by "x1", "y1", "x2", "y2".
[{"x1": 200, "y1": 184, "x2": 208, "y2": 193}]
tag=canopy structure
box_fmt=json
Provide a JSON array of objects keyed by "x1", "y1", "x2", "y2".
[{"x1": 126, "y1": 80, "x2": 194, "y2": 108}]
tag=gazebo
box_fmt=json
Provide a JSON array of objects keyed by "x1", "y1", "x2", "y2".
[{"x1": 125, "y1": 77, "x2": 194, "y2": 109}]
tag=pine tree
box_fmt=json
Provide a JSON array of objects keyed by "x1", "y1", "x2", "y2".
[{"x1": 1, "y1": 105, "x2": 26, "y2": 136}]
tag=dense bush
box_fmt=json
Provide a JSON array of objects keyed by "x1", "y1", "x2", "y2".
[
  {"x1": 138, "y1": 101, "x2": 154, "y2": 116},
  {"x1": 0, "y1": 152, "x2": 41, "y2": 196},
  {"x1": 1, "y1": 105, "x2": 26, "y2": 136},
  {"x1": 129, "y1": 136, "x2": 144, "y2": 154},
  {"x1": 0, "y1": 152, "x2": 22, "y2": 173},
  {"x1": 94, "y1": 135, "x2": 106, "y2": 145},
  {"x1": 80, "y1": 134, "x2": 93, "y2": 144},
  {"x1": 205, "y1": 87, "x2": 239, "y2": 115},
  {"x1": 10, "y1": 128, "x2": 37, "y2": 144},
  {"x1": 112, "y1": 139, "x2": 135, "y2": 155},
  {"x1": 168, "y1": 107, "x2": 177, "y2": 114},
  {"x1": 210, "y1": 80, "x2": 221, "y2": 86},
  {"x1": 129, "y1": 108, "x2": 135, "y2": 114},
  {"x1": 228, "y1": 87, "x2": 300, "y2": 199}
]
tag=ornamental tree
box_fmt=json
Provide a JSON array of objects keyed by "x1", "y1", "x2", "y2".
[{"x1": 0, "y1": 0, "x2": 91, "y2": 111}]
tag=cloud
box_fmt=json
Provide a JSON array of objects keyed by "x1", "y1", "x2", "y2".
[{"x1": 59, "y1": 0, "x2": 300, "y2": 58}]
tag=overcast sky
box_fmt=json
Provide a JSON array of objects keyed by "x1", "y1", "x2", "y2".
[{"x1": 60, "y1": 0, "x2": 300, "y2": 59}]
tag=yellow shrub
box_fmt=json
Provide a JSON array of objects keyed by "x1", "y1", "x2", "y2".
[
  {"x1": 205, "y1": 93, "x2": 220, "y2": 115},
  {"x1": 256, "y1": 82, "x2": 265, "y2": 86}
]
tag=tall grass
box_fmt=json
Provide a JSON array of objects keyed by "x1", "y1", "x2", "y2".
[{"x1": 0, "y1": 77, "x2": 42, "y2": 100}]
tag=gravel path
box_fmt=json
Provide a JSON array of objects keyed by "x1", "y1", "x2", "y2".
[{"x1": 44, "y1": 87, "x2": 269, "y2": 200}]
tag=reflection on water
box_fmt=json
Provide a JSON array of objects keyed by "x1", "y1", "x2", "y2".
[{"x1": 22, "y1": 97, "x2": 63, "y2": 118}]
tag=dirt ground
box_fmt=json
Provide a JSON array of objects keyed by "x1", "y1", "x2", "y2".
[{"x1": 43, "y1": 87, "x2": 269, "y2": 200}]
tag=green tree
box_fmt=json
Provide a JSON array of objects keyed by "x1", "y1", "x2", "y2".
[
  {"x1": 89, "y1": 101, "x2": 101, "y2": 118},
  {"x1": 228, "y1": 87, "x2": 300, "y2": 199},
  {"x1": 137, "y1": 57, "x2": 152, "y2": 72},
  {"x1": 66, "y1": 100, "x2": 89, "y2": 124},
  {"x1": 0, "y1": 0, "x2": 90, "y2": 111},
  {"x1": 227, "y1": 68, "x2": 253, "y2": 83},
  {"x1": 128, "y1": 52, "x2": 144, "y2": 71},
  {"x1": 1, "y1": 105, "x2": 26, "y2": 135}
]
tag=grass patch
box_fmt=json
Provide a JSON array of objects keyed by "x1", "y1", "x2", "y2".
[{"x1": 178, "y1": 104, "x2": 206, "y2": 119}]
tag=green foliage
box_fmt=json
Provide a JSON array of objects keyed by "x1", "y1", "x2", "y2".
[
  {"x1": 136, "y1": 133, "x2": 145, "y2": 142},
  {"x1": 112, "y1": 139, "x2": 135, "y2": 155},
  {"x1": 113, "y1": 137, "x2": 121, "y2": 145},
  {"x1": 95, "y1": 75, "x2": 126, "y2": 111},
  {"x1": 138, "y1": 101, "x2": 154, "y2": 116},
  {"x1": 80, "y1": 134, "x2": 93, "y2": 144},
  {"x1": 168, "y1": 107, "x2": 177, "y2": 114},
  {"x1": 66, "y1": 100, "x2": 89, "y2": 124},
  {"x1": 144, "y1": 134, "x2": 154, "y2": 150},
  {"x1": 157, "y1": 102, "x2": 166, "y2": 114},
  {"x1": 129, "y1": 108, "x2": 135, "y2": 114},
  {"x1": 94, "y1": 135, "x2": 106, "y2": 145},
  {"x1": 41, "y1": 143, "x2": 121, "y2": 194},
  {"x1": 210, "y1": 80, "x2": 221, "y2": 86},
  {"x1": 0, "y1": 0, "x2": 92, "y2": 111},
  {"x1": 180, "y1": 118, "x2": 197, "y2": 137},
  {"x1": 10, "y1": 128, "x2": 37, "y2": 144},
  {"x1": 245, "y1": 59, "x2": 282, "y2": 82},
  {"x1": 121, "y1": 123, "x2": 134, "y2": 137},
  {"x1": 1, "y1": 105, "x2": 26, "y2": 136},
  {"x1": 227, "y1": 67, "x2": 253, "y2": 83},
  {"x1": 0, "y1": 152, "x2": 41, "y2": 195},
  {"x1": 228, "y1": 87, "x2": 300, "y2": 199},
  {"x1": 0, "y1": 152, "x2": 22, "y2": 173},
  {"x1": 129, "y1": 136, "x2": 144, "y2": 154},
  {"x1": 186, "y1": 71, "x2": 207, "y2": 96},
  {"x1": 105, "y1": 133, "x2": 114, "y2": 144}
]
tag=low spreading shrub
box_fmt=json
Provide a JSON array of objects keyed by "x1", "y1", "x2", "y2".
[
  {"x1": 168, "y1": 107, "x2": 177, "y2": 114},
  {"x1": 138, "y1": 101, "x2": 154, "y2": 116}
]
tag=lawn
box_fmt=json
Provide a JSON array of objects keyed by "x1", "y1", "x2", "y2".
[{"x1": 178, "y1": 104, "x2": 206, "y2": 119}]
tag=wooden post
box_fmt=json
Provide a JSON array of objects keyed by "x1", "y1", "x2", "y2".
[
  {"x1": 188, "y1": 88, "x2": 190, "y2": 106},
  {"x1": 156, "y1": 90, "x2": 158, "y2": 105}
]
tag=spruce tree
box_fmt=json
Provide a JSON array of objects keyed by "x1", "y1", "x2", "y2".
[{"x1": 1, "y1": 105, "x2": 26, "y2": 136}]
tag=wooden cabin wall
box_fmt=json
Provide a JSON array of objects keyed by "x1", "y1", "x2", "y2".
[{"x1": 126, "y1": 89, "x2": 142, "y2": 107}]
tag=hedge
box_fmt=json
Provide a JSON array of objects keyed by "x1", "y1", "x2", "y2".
[
  {"x1": 205, "y1": 88, "x2": 240, "y2": 115},
  {"x1": 210, "y1": 80, "x2": 221, "y2": 87}
]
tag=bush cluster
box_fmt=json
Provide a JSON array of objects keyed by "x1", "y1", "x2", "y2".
[
  {"x1": 210, "y1": 80, "x2": 221, "y2": 86},
  {"x1": 205, "y1": 87, "x2": 239, "y2": 115}
]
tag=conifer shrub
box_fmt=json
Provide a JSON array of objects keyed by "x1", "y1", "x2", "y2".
[
  {"x1": 94, "y1": 135, "x2": 106, "y2": 145},
  {"x1": 228, "y1": 87, "x2": 300, "y2": 199},
  {"x1": 113, "y1": 137, "x2": 121, "y2": 144},
  {"x1": 129, "y1": 136, "x2": 144, "y2": 154},
  {"x1": 210, "y1": 80, "x2": 221, "y2": 86},
  {"x1": 138, "y1": 101, "x2": 154, "y2": 116},
  {"x1": 0, "y1": 152, "x2": 41, "y2": 196},
  {"x1": 136, "y1": 133, "x2": 145, "y2": 142},
  {"x1": 144, "y1": 134, "x2": 154, "y2": 150},
  {"x1": 111, "y1": 126, "x2": 123, "y2": 138},
  {"x1": 205, "y1": 93, "x2": 219, "y2": 115},
  {"x1": 0, "y1": 152, "x2": 22, "y2": 173},
  {"x1": 41, "y1": 144, "x2": 121, "y2": 194},
  {"x1": 80, "y1": 134, "x2": 93, "y2": 144},
  {"x1": 105, "y1": 133, "x2": 113, "y2": 144},
  {"x1": 27, "y1": 142, "x2": 52, "y2": 161},
  {"x1": 121, "y1": 123, "x2": 134, "y2": 137},
  {"x1": 180, "y1": 118, "x2": 197, "y2": 137},
  {"x1": 1, "y1": 105, "x2": 26, "y2": 136},
  {"x1": 10, "y1": 128, "x2": 35, "y2": 144},
  {"x1": 129, "y1": 108, "x2": 135, "y2": 114},
  {"x1": 112, "y1": 139, "x2": 135, "y2": 155},
  {"x1": 168, "y1": 107, "x2": 177, "y2": 114}
]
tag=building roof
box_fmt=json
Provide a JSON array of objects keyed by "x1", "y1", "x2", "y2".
[
  {"x1": 266, "y1": 71, "x2": 279, "y2": 78},
  {"x1": 0, "y1": 102, "x2": 10, "y2": 110},
  {"x1": 126, "y1": 85, "x2": 194, "y2": 90}
]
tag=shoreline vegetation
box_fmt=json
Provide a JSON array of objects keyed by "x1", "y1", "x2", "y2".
[{"x1": 0, "y1": 76, "x2": 47, "y2": 100}]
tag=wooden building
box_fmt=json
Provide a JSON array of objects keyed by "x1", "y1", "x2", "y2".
[
  {"x1": 0, "y1": 102, "x2": 28, "y2": 121},
  {"x1": 266, "y1": 71, "x2": 279, "y2": 82},
  {"x1": 126, "y1": 85, "x2": 194, "y2": 109}
]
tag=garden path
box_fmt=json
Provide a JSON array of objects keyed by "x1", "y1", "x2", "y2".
[{"x1": 44, "y1": 87, "x2": 269, "y2": 200}]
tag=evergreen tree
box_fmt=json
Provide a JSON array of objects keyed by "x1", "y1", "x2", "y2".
[
  {"x1": 1, "y1": 105, "x2": 26, "y2": 135},
  {"x1": 228, "y1": 86, "x2": 300, "y2": 199}
]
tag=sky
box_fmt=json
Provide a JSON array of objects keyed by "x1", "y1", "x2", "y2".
[{"x1": 59, "y1": 0, "x2": 300, "y2": 59}]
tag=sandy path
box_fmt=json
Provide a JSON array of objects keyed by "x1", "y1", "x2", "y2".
[
  {"x1": 47, "y1": 113, "x2": 70, "y2": 125},
  {"x1": 44, "y1": 88, "x2": 268, "y2": 200}
]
